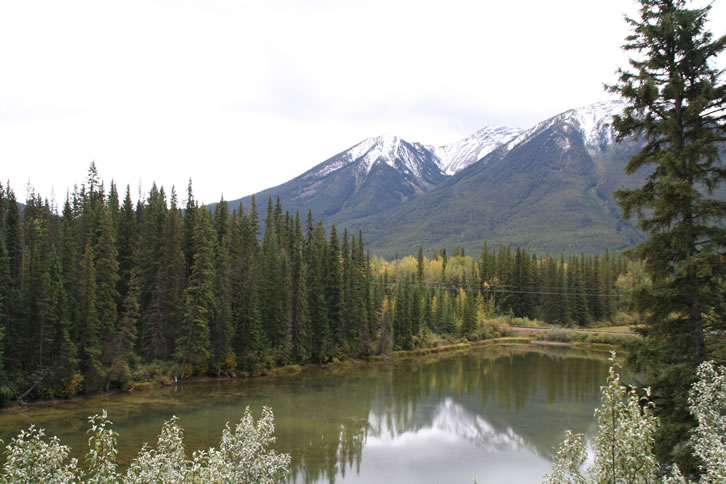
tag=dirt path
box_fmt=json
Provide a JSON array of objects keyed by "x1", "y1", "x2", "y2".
[{"x1": 509, "y1": 325, "x2": 639, "y2": 337}]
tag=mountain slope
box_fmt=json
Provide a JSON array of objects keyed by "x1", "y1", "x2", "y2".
[
  {"x1": 429, "y1": 126, "x2": 522, "y2": 175},
  {"x1": 329, "y1": 101, "x2": 646, "y2": 256},
  {"x1": 226, "y1": 101, "x2": 647, "y2": 256}
]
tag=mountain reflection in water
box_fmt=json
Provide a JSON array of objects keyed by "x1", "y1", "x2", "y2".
[
  {"x1": 287, "y1": 346, "x2": 616, "y2": 484},
  {"x1": 0, "y1": 345, "x2": 618, "y2": 484}
]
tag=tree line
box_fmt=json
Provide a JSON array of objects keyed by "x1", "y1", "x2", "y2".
[{"x1": 0, "y1": 164, "x2": 628, "y2": 404}]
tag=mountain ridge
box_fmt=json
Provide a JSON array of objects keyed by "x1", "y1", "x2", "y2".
[{"x1": 223, "y1": 100, "x2": 643, "y2": 256}]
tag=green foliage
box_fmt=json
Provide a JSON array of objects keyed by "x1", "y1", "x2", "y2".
[
  {"x1": 687, "y1": 362, "x2": 726, "y2": 482},
  {"x1": 1, "y1": 425, "x2": 79, "y2": 483},
  {"x1": 544, "y1": 355, "x2": 659, "y2": 483},
  {"x1": 545, "y1": 357, "x2": 726, "y2": 484},
  {"x1": 608, "y1": 0, "x2": 726, "y2": 467},
  {"x1": 0, "y1": 163, "x2": 634, "y2": 407},
  {"x1": 0, "y1": 407, "x2": 290, "y2": 483}
]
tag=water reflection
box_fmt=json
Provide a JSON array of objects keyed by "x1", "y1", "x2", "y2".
[
  {"x1": 286, "y1": 345, "x2": 614, "y2": 483},
  {"x1": 0, "y1": 345, "x2": 617, "y2": 484}
]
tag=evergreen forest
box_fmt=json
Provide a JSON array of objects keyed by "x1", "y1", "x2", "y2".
[{"x1": 0, "y1": 164, "x2": 629, "y2": 405}]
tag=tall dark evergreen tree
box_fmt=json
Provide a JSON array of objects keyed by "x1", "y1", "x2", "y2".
[
  {"x1": 326, "y1": 224, "x2": 344, "y2": 355},
  {"x1": 116, "y1": 186, "x2": 137, "y2": 307},
  {"x1": 176, "y1": 208, "x2": 215, "y2": 376},
  {"x1": 211, "y1": 197, "x2": 234, "y2": 375},
  {"x1": 107, "y1": 269, "x2": 139, "y2": 391},
  {"x1": 94, "y1": 204, "x2": 120, "y2": 367},
  {"x1": 290, "y1": 212, "x2": 311, "y2": 362},
  {"x1": 78, "y1": 240, "x2": 104, "y2": 392},
  {"x1": 608, "y1": 0, "x2": 726, "y2": 467}
]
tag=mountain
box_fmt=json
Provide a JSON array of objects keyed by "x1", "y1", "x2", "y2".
[
  {"x1": 225, "y1": 128, "x2": 516, "y2": 223},
  {"x1": 429, "y1": 126, "x2": 523, "y2": 175},
  {"x1": 226, "y1": 100, "x2": 646, "y2": 256}
]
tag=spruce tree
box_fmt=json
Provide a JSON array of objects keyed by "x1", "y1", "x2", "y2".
[
  {"x1": 608, "y1": 0, "x2": 726, "y2": 468},
  {"x1": 106, "y1": 268, "x2": 139, "y2": 391},
  {"x1": 78, "y1": 240, "x2": 104, "y2": 392},
  {"x1": 116, "y1": 186, "x2": 137, "y2": 307},
  {"x1": 176, "y1": 208, "x2": 215, "y2": 377},
  {"x1": 94, "y1": 205, "x2": 120, "y2": 366},
  {"x1": 211, "y1": 196, "x2": 234, "y2": 375}
]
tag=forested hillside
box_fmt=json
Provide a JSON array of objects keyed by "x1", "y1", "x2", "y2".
[
  {"x1": 0, "y1": 165, "x2": 628, "y2": 405},
  {"x1": 227, "y1": 101, "x2": 647, "y2": 257}
]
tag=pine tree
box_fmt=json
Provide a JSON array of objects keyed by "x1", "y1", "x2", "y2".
[
  {"x1": 608, "y1": 0, "x2": 726, "y2": 467},
  {"x1": 307, "y1": 217, "x2": 331, "y2": 363},
  {"x1": 45, "y1": 248, "x2": 77, "y2": 396},
  {"x1": 163, "y1": 188, "x2": 186, "y2": 357},
  {"x1": 260, "y1": 201, "x2": 287, "y2": 362},
  {"x1": 106, "y1": 269, "x2": 139, "y2": 391},
  {"x1": 290, "y1": 212, "x2": 311, "y2": 362},
  {"x1": 94, "y1": 204, "x2": 120, "y2": 366},
  {"x1": 176, "y1": 208, "x2": 215, "y2": 377},
  {"x1": 460, "y1": 290, "x2": 477, "y2": 338},
  {"x1": 211, "y1": 197, "x2": 234, "y2": 375},
  {"x1": 378, "y1": 296, "x2": 393, "y2": 357},
  {"x1": 116, "y1": 186, "x2": 137, "y2": 307},
  {"x1": 139, "y1": 185, "x2": 171, "y2": 361},
  {"x1": 326, "y1": 224, "x2": 344, "y2": 355},
  {"x1": 78, "y1": 240, "x2": 105, "y2": 392}
]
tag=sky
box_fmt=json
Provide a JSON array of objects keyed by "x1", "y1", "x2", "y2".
[{"x1": 1, "y1": 0, "x2": 724, "y2": 205}]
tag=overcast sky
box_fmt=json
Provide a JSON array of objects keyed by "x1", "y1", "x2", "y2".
[{"x1": 2, "y1": 0, "x2": 724, "y2": 205}]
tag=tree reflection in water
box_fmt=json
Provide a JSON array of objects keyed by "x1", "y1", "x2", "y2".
[
  {"x1": 0, "y1": 345, "x2": 618, "y2": 484},
  {"x1": 283, "y1": 345, "x2": 616, "y2": 484}
]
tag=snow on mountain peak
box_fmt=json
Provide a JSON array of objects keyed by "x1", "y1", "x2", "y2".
[
  {"x1": 564, "y1": 100, "x2": 625, "y2": 148},
  {"x1": 431, "y1": 126, "x2": 523, "y2": 175},
  {"x1": 314, "y1": 134, "x2": 423, "y2": 178},
  {"x1": 312, "y1": 100, "x2": 627, "y2": 181},
  {"x1": 506, "y1": 100, "x2": 625, "y2": 153}
]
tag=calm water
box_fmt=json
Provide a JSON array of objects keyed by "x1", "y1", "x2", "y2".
[{"x1": 0, "y1": 344, "x2": 620, "y2": 483}]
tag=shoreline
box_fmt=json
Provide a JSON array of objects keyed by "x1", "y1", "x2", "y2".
[{"x1": 2, "y1": 330, "x2": 635, "y2": 411}]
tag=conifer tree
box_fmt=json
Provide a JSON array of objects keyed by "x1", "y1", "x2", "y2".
[
  {"x1": 176, "y1": 208, "x2": 215, "y2": 377},
  {"x1": 326, "y1": 224, "x2": 344, "y2": 354},
  {"x1": 139, "y1": 185, "x2": 171, "y2": 360},
  {"x1": 460, "y1": 290, "x2": 477, "y2": 338},
  {"x1": 78, "y1": 240, "x2": 104, "y2": 392},
  {"x1": 608, "y1": 0, "x2": 726, "y2": 466},
  {"x1": 106, "y1": 269, "x2": 139, "y2": 391},
  {"x1": 45, "y1": 248, "x2": 77, "y2": 396},
  {"x1": 211, "y1": 197, "x2": 234, "y2": 375},
  {"x1": 290, "y1": 212, "x2": 311, "y2": 362},
  {"x1": 378, "y1": 296, "x2": 393, "y2": 357},
  {"x1": 307, "y1": 217, "x2": 331, "y2": 363},
  {"x1": 116, "y1": 186, "x2": 137, "y2": 307},
  {"x1": 95, "y1": 205, "x2": 120, "y2": 366}
]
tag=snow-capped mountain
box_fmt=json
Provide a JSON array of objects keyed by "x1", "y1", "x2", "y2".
[
  {"x1": 309, "y1": 125, "x2": 523, "y2": 183},
  {"x1": 223, "y1": 99, "x2": 643, "y2": 255},
  {"x1": 429, "y1": 126, "x2": 523, "y2": 175},
  {"x1": 504, "y1": 100, "x2": 625, "y2": 155},
  {"x1": 310, "y1": 134, "x2": 439, "y2": 182}
]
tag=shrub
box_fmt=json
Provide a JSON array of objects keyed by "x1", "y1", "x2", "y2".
[
  {"x1": 544, "y1": 355, "x2": 726, "y2": 483},
  {"x1": 0, "y1": 407, "x2": 290, "y2": 483}
]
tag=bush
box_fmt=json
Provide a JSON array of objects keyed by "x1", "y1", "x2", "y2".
[
  {"x1": 0, "y1": 407, "x2": 291, "y2": 483},
  {"x1": 544, "y1": 355, "x2": 726, "y2": 483},
  {"x1": 543, "y1": 329, "x2": 571, "y2": 343}
]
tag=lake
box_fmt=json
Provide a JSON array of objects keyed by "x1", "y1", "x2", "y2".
[{"x1": 0, "y1": 344, "x2": 621, "y2": 483}]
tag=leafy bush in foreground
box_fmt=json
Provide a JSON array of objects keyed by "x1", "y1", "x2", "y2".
[
  {"x1": 544, "y1": 356, "x2": 726, "y2": 483},
  {"x1": 1, "y1": 406, "x2": 290, "y2": 483}
]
